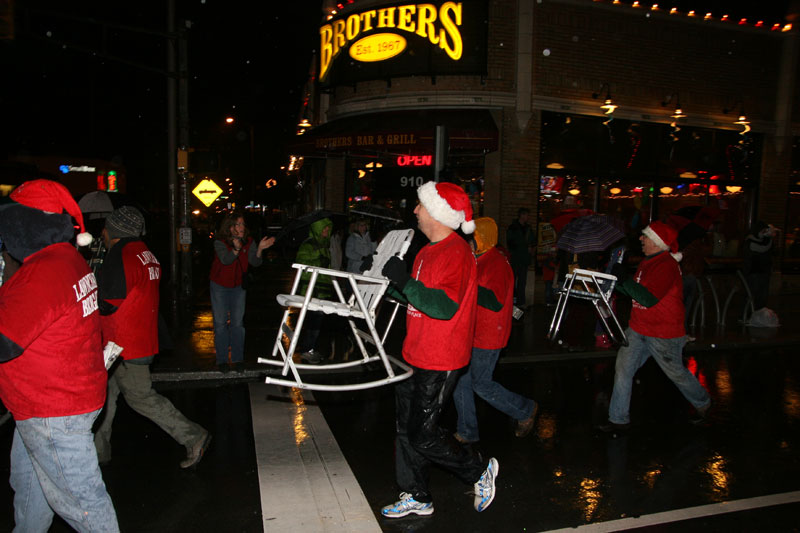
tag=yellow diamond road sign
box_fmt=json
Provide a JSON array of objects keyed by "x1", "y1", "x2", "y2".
[{"x1": 192, "y1": 179, "x2": 223, "y2": 207}]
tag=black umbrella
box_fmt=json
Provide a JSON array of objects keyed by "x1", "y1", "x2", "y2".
[
  {"x1": 273, "y1": 209, "x2": 347, "y2": 247},
  {"x1": 349, "y1": 203, "x2": 403, "y2": 224},
  {"x1": 557, "y1": 215, "x2": 626, "y2": 254}
]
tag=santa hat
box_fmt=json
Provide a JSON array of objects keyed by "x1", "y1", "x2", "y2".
[
  {"x1": 417, "y1": 181, "x2": 475, "y2": 234},
  {"x1": 11, "y1": 179, "x2": 93, "y2": 247},
  {"x1": 642, "y1": 221, "x2": 680, "y2": 257}
]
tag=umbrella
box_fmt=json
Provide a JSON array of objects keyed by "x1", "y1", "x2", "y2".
[
  {"x1": 349, "y1": 203, "x2": 403, "y2": 224},
  {"x1": 273, "y1": 209, "x2": 347, "y2": 247},
  {"x1": 78, "y1": 191, "x2": 114, "y2": 219},
  {"x1": 557, "y1": 214, "x2": 626, "y2": 254},
  {"x1": 78, "y1": 191, "x2": 149, "y2": 220},
  {"x1": 550, "y1": 208, "x2": 594, "y2": 233}
]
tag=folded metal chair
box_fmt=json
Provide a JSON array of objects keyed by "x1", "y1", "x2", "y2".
[
  {"x1": 547, "y1": 247, "x2": 628, "y2": 347},
  {"x1": 258, "y1": 229, "x2": 415, "y2": 391}
]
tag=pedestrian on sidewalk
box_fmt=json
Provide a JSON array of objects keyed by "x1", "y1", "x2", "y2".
[
  {"x1": 210, "y1": 212, "x2": 274, "y2": 373},
  {"x1": 294, "y1": 217, "x2": 334, "y2": 364},
  {"x1": 0, "y1": 179, "x2": 119, "y2": 531},
  {"x1": 600, "y1": 221, "x2": 711, "y2": 433},
  {"x1": 345, "y1": 218, "x2": 376, "y2": 274},
  {"x1": 453, "y1": 217, "x2": 538, "y2": 444},
  {"x1": 380, "y1": 182, "x2": 498, "y2": 519},
  {"x1": 743, "y1": 220, "x2": 777, "y2": 311},
  {"x1": 94, "y1": 207, "x2": 211, "y2": 469},
  {"x1": 506, "y1": 207, "x2": 536, "y2": 307}
]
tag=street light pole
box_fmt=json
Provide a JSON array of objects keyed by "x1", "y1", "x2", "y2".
[{"x1": 167, "y1": 0, "x2": 179, "y2": 322}]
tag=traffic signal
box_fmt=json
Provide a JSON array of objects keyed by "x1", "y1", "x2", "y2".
[{"x1": 107, "y1": 171, "x2": 118, "y2": 192}]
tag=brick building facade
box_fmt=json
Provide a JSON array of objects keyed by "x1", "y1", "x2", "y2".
[{"x1": 292, "y1": 0, "x2": 798, "y2": 256}]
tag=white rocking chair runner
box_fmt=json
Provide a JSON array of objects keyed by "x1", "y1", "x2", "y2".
[{"x1": 258, "y1": 229, "x2": 415, "y2": 391}]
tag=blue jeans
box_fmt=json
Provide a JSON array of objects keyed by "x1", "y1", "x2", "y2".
[
  {"x1": 11, "y1": 410, "x2": 119, "y2": 532},
  {"x1": 608, "y1": 328, "x2": 711, "y2": 425},
  {"x1": 210, "y1": 281, "x2": 246, "y2": 364},
  {"x1": 453, "y1": 347, "x2": 535, "y2": 442}
]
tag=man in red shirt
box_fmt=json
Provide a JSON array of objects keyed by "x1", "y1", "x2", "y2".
[
  {"x1": 380, "y1": 182, "x2": 498, "y2": 519},
  {"x1": 453, "y1": 217, "x2": 538, "y2": 444},
  {"x1": 94, "y1": 206, "x2": 211, "y2": 468},
  {"x1": 601, "y1": 221, "x2": 711, "y2": 433},
  {"x1": 0, "y1": 179, "x2": 119, "y2": 531}
]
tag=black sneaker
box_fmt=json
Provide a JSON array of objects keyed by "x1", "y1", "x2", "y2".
[
  {"x1": 300, "y1": 350, "x2": 324, "y2": 364},
  {"x1": 217, "y1": 363, "x2": 230, "y2": 374},
  {"x1": 689, "y1": 401, "x2": 712, "y2": 426},
  {"x1": 596, "y1": 420, "x2": 631, "y2": 435}
]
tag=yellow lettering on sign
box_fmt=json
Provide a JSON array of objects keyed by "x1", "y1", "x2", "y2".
[
  {"x1": 377, "y1": 7, "x2": 396, "y2": 28},
  {"x1": 346, "y1": 13, "x2": 360, "y2": 40},
  {"x1": 397, "y1": 5, "x2": 416, "y2": 32},
  {"x1": 350, "y1": 34, "x2": 407, "y2": 63},
  {"x1": 319, "y1": 2, "x2": 465, "y2": 82},
  {"x1": 439, "y1": 2, "x2": 462, "y2": 60},
  {"x1": 416, "y1": 4, "x2": 438, "y2": 41}
]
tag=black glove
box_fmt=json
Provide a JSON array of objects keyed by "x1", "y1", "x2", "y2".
[
  {"x1": 610, "y1": 263, "x2": 628, "y2": 282},
  {"x1": 359, "y1": 254, "x2": 374, "y2": 273},
  {"x1": 382, "y1": 256, "x2": 410, "y2": 291}
]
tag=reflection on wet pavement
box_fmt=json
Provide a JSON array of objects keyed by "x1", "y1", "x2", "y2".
[
  {"x1": 191, "y1": 308, "x2": 215, "y2": 354},
  {"x1": 291, "y1": 388, "x2": 310, "y2": 446}
]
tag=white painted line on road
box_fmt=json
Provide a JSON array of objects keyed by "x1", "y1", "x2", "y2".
[
  {"x1": 542, "y1": 490, "x2": 800, "y2": 532},
  {"x1": 249, "y1": 383, "x2": 381, "y2": 533}
]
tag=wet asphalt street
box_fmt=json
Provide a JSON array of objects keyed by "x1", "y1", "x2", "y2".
[
  {"x1": 1, "y1": 256, "x2": 800, "y2": 531},
  {"x1": 3, "y1": 345, "x2": 799, "y2": 532}
]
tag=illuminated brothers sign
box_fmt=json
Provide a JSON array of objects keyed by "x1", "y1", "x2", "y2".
[{"x1": 319, "y1": 1, "x2": 487, "y2": 87}]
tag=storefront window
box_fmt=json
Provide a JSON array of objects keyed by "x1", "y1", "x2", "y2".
[
  {"x1": 784, "y1": 136, "x2": 800, "y2": 264},
  {"x1": 538, "y1": 111, "x2": 761, "y2": 263}
]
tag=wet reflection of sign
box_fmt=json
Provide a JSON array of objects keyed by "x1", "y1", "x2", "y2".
[{"x1": 192, "y1": 179, "x2": 223, "y2": 207}]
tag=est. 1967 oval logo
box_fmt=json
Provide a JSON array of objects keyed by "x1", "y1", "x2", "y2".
[{"x1": 349, "y1": 33, "x2": 407, "y2": 63}]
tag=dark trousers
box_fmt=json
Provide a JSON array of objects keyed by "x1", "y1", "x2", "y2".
[
  {"x1": 296, "y1": 311, "x2": 324, "y2": 353},
  {"x1": 394, "y1": 366, "x2": 485, "y2": 503},
  {"x1": 512, "y1": 264, "x2": 528, "y2": 306}
]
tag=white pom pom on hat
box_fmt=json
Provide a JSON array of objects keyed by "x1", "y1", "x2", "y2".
[
  {"x1": 417, "y1": 181, "x2": 475, "y2": 234},
  {"x1": 10, "y1": 179, "x2": 93, "y2": 247}
]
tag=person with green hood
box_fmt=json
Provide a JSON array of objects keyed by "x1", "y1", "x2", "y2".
[{"x1": 294, "y1": 217, "x2": 333, "y2": 364}]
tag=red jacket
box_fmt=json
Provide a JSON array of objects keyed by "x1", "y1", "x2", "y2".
[
  {"x1": 474, "y1": 247, "x2": 514, "y2": 349},
  {"x1": 0, "y1": 243, "x2": 107, "y2": 420},
  {"x1": 403, "y1": 232, "x2": 477, "y2": 371},
  {"x1": 210, "y1": 237, "x2": 252, "y2": 288},
  {"x1": 100, "y1": 240, "x2": 161, "y2": 360},
  {"x1": 629, "y1": 251, "x2": 685, "y2": 339}
]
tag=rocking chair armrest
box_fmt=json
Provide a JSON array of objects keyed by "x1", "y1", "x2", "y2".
[{"x1": 291, "y1": 263, "x2": 389, "y2": 284}]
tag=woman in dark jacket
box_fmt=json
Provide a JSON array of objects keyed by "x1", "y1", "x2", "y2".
[{"x1": 209, "y1": 212, "x2": 274, "y2": 372}]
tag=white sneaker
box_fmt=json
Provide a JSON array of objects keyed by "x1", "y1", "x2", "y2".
[
  {"x1": 473, "y1": 457, "x2": 499, "y2": 512},
  {"x1": 381, "y1": 492, "x2": 434, "y2": 518}
]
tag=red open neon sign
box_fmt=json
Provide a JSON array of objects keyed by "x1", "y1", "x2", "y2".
[{"x1": 397, "y1": 155, "x2": 432, "y2": 167}]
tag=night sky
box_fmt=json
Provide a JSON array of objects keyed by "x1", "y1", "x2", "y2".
[
  {"x1": 0, "y1": 0, "x2": 795, "y2": 207},
  {"x1": 0, "y1": 0, "x2": 322, "y2": 206}
]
